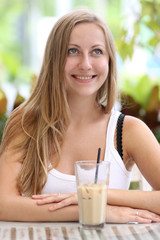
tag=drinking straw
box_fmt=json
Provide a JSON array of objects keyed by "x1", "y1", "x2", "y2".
[{"x1": 94, "y1": 147, "x2": 101, "y2": 183}]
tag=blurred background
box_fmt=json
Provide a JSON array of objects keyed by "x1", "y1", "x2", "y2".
[{"x1": 0, "y1": 0, "x2": 159, "y2": 189}]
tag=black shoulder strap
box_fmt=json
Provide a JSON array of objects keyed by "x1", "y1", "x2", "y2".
[{"x1": 117, "y1": 113, "x2": 125, "y2": 160}]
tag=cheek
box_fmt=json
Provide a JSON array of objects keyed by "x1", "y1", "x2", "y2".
[
  {"x1": 99, "y1": 60, "x2": 109, "y2": 77},
  {"x1": 64, "y1": 58, "x2": 75, "y2": 75},
  {"x1": 64, "y1": 60, "x2": 72, "y2": 89},
  {"x1": 64, "y1": 61, "x2": 69, "y2": 75}
]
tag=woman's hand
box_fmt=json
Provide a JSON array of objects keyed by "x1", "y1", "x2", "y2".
[
  {"x1": 107, "y1": 205, "x2": 160, "y2": 224},
  {"x1": 32, "y1": 193, "x2": 78, "y2": 211}
]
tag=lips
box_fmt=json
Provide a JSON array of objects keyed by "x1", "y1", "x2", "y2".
[{"x1": 72, "y1": 75, "x2": 96, "y2": 82}]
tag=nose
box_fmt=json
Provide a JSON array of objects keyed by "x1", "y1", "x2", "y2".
[{"x1": 78, "y1": 53, "x2": 92, "y2": 70}]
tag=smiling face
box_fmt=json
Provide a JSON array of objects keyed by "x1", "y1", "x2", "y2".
[{"x1": 64, "y1": 22, "x2": 109, "y2": 99}]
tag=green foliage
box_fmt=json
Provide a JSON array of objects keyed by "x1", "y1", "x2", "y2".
[
  {"x1": 34, "y1": 0, "x2": 56, "y2": 16},
  {"x1": 120, "y1": 75, "x2": 153, "y2": 108},
  {"x1": 73, "y1": 0, "x2": 95, "y2": 8},
  {"x1": 105, "y1": 0, "x2": 121, "y2": 39},
  {"x1": 0, "y1": 0, "x2": 31, "y2": 84},
  {"x1": 0, "y1": 115, "x2": 7, "y2": 144},
  {"x1": 116, "y1": 0, "x2": 160, "y2": 60},
  {"x1": 117, "y1": 0, "x2": 160, "y2": 141},
  {"x1": 129, "y1": 181, "x2": 141, "y2": 190},
  {"x1": 154, "y1": 127, "x2": 160, "y2": 143}
]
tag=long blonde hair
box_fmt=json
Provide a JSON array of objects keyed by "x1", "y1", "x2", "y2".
[{"x1": 0, "y1": 9, "x2": 117, "y2": 196}]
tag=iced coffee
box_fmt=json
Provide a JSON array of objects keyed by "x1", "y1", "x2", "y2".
[
  {"x1": 78, "y1": 183, "x2": 107, "y2": 228},
  {"x1": 75, "y1": 160, "x2": 110, "y2": 230}
]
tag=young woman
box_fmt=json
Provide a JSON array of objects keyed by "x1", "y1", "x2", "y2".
[{"x1": 0, "y1": 9, "x2": 160, "y2": 223}]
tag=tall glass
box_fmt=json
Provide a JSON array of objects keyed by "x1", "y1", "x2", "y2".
[{"x1": 75, "y1": 160, "x2": 110, "y2": 230}]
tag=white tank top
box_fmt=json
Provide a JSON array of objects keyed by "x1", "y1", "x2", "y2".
[{"x1": 41, "y1": 110, "x2": 132, "y2": 194}]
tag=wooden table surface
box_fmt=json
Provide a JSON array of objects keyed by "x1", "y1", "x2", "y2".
[{"x1": 0, "y1": 221, "x2": 160, "y2": 240}]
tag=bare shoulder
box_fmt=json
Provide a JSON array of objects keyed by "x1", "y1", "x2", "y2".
[
  {"x1": 0, "y1": 143, "x2": 23, "y2": 196},
  {"x1": 0, "y1": 107, "x2": 27, "y2": 164},
  {"x1": 123, "y1": 115, "x2": 160, "y2": 159},
  {"x1": 0, "y1": 130, "x2": 24, "y2": 195},
  {"x1": 0, "y1": 141, "x2": 25, "y2": 165},
  {"x1": 124, "y1": 115, "x2": 146, "y2": 127},
  {"x1": 124, "y1": 115, "x2": 155, "y2": 137}
]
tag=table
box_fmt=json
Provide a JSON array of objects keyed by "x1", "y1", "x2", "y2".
[{"x1": 0, "y1": 221, "x2": 160, "y2": 240}]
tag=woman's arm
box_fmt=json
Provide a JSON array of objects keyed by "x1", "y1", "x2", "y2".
[
  {"x1": 1, "y1": 148, "x2": 160, "y2": 223},
  {"x1": 107, "y1": 116, "x2": 160, "y2": 214},
  {"x1": 1, "y1": 115, "x2": 160, "y2": 222},
  {"x1": 124, "y1": 116, "x2": 160, "y2": 190},
  {"x1": 107, "y1": 189, "x2": 160, "y2": 214},
  {"x1": 31, "y1": 192, "x2": 160, "y2": 223},
  {"x1": 0, "y1": 148, "x2": 79, "y2": 222},
  {"x1": 0, "y1": 195, "x2": 79, "y2": 222}
]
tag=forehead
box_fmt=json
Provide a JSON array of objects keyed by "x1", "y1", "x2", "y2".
[{"x1": 69, "y1": 22, "x2": 106, "y2": 45}]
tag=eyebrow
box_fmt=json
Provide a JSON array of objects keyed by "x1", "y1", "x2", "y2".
[
  {"x1": 68, "y1": 44, "x2": 106, "y2": 48},
  {"x1": 91, "y1": 44, "x2": 106, "y2": 49},
  {"x1": 68, "y1": 44, "x2": 80, "y2": 48}
]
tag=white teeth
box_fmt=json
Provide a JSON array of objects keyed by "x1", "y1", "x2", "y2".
[{"x1": 76, "y1": 76, "x2": 92, "y2": 80}]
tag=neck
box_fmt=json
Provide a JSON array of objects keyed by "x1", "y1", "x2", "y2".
[{"x1": 67, "y1": 94, "x2": 103, "y2": 125}]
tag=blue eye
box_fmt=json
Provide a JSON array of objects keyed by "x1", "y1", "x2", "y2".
[
  {"x1": 68, "y1": 48, "x2": 78, "y2": 54},
  {"x1": 93, "y1": 49, "x2": 102, "y2": 55}
]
